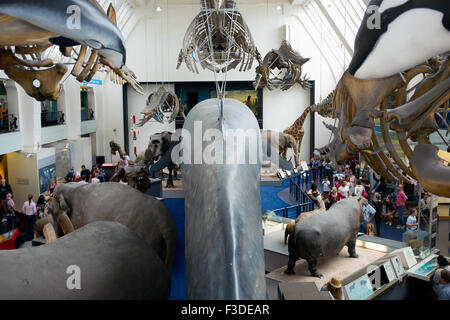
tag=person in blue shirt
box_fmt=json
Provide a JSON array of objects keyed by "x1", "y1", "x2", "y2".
[
  {"x1": 438, "y1": 269, "x2": 450, "y2": 300},
  {"x1": 359, "y1": 203, "x2": 376, "y2": 234},
  {"x1": 406, "y1": 208, "x2": 419, "y2": 231}
]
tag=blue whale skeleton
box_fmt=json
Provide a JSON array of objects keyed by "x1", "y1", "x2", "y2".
[{"x1": 0, "y1": 0, "x2": 143, "y2": 101}]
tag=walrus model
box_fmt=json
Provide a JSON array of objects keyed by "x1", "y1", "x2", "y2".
[
  {"x1": 286, "y1": 196, "x2": 367, "y2": 278},
  {"x1": 0, "y1": 221, "x2": 171, "y2": 299}
]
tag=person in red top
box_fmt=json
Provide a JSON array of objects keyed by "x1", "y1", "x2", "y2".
[
  {"x1": 326, "y1": 187, "x2": 345, "y2": 210},
  {"x1": 396, "y1": 184, "x2": 408, "y2": 229}
]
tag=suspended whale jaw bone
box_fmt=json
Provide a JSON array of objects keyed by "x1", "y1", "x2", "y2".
[
  {"x1": 387, "y1": 76, "x2": 450, "y2": 134},
  {"x1": 5, "y1": 63, "x2": 68, "y2": 101},
  {"x1": 411, "y1": 144, "x2": 450, "y2": 197},
  {"x1": 341, "y1": 71, "x2": 404, "y2": 150}
]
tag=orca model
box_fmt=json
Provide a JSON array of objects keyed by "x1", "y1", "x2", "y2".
[{"x1": 349, "y1": 0, "x2": 450, "y2": 79}]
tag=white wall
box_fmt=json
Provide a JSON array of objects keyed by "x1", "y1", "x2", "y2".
[
  {"x1": 127, "y1": 83, "x2": 176, "y2": 161},
  {"x1": 122, "y1": 1, "x2": 331, "y2": 160}
]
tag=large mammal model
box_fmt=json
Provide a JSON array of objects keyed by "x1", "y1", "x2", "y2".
[
  {"x1": 286, "y1": 197, "x2": 366, "y2": 278},
  {"x1": 182, "y1": 98, "x2": 266, "y2": 299},
  {"x1": 50, "y1": 182, "x2": 177, "y2": 269},
  {"x1": 0, "y1": 221, "x2": 171, "y2": 299},
  {"x1": 261, "y1": 130, "x2": 299, "y2": 168},
  {"x1": 284, "y1": 198, "x2": 326, "y2": 245}
]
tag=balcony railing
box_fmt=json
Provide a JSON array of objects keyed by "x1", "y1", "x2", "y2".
[
  {"x1": 41, "y1": 111, "x2": 65, "y2": 127},
  {"x1": 0, "y1": 114, "x2": 19, "y2": 133},
  {"x1": 81, "y1": 108, "x2": 95, "y2": 121}
]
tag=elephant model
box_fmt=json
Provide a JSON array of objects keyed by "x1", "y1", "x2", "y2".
[
  {"x1": 0, "y1": 221, "x2": 171, "y2": 299},
  {"x1": 261, "y1": 130, "x2": 299, "y2": 168},
  {"x1": 286, "y1": 196, "x2": 366, "y2": 278},
  {"x1": 50, "y1": 182, "x2": 177, "y2": 269}
]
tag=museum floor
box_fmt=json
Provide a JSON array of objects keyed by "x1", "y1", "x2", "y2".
[{"x1": 163, "y1": 180, "x2": 409, "y2": 300}]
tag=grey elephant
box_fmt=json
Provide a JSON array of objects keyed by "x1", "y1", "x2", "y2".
[
  {"x1": 0, "y1": 221, "x2": 171, "y2": 299},
  {"x1": 49, "y1": 182, "x2": 177, "y2": 269},
  {"x1": 286, "y1": 196, "x2": 366, "y2": 278},
  {"x1": 261, "y1": 130, "x2": 299, "y2": 168}
]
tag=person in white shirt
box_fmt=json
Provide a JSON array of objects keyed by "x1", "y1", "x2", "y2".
[
  {"x1": 338, "y1": 181, "x2": 350, "y2": 198},
  {"x1": 91, "y1": 175, "x2": 100, "y2": 184},
  {"x1": 22, "y1": 194, "x2": 37, "y2": 241},
  {"x1": 122, "y1": 152, "x2": 130, "y2": 167},
  {"x1": 354, "y1": 180, "x2": 364, "y2": 197},
  {"x1": 322, "y1": 176, "x2": 331, "y2": 194}
]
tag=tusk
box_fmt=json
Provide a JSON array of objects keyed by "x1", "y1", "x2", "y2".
[
  {"x1": 34, "y1": 215, "x2": 55, "y2": 233},
  {"x1": 43, "y1": 223, "x2": 57, "y2": 244},
  {"x1": 57, "y1": 211, "x2": 75, "y2": 235}
]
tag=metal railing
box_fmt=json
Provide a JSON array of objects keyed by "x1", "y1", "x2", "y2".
[
  {"x1": 41, "y1": 111, "x2": 65, "y2": 127},
  {"x1": 0, "y1": 114, "x2": 19, "y2": 133},
  {"x1": 81, "y1": 108, "x2": 94, "y2": 121}
]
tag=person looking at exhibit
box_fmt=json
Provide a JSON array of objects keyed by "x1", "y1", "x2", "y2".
[
  {"x1": 406, "y1": 208, "x2": 419, "y2": 231},
  {"x1": 326, "y1": 187, "x2": 345, "y2": 210},
  {"x1": 384, "y1": 196, "x2": 396, "y2": 227},
  {"x1": 122, "y1": 152, "x2": 130, "y2": 167},
  {"x1": 322, "y1": 176, "x2": 331, "y2": 195},
  {"x1": 5, "y1": 193, "x2": 20, "y2": 232},
  {"x1": 80, "y1": 165, "x2": 90, "y2": 183},
  {"x1": 0, "y1": 179, "x2": 13, "y2": 201},
  {"x1": 373, "y1": 193, "x2": 383, "y2": 237},
  {"x1": 338, "y1": 180, "x2": 350, "y2": 198},
  {"x1": 396, "y1": 184, "x2": 408, "y2": 229},
  {"x1": 46, "y1": 178, "x2": 56, "y2": 196},
  {"x1": 360, "y1": 202, "x2": 376, "y2": 234},
  {"x1": 65, "y1": 167, "x2": 76, "y2": 182},
  {"x1": 320, "y1": 277, "x2": 345, "y2": 300},
  {"x1": 432, "y1": 256, "x2": 450, "y2": 297},
  {"x1": 419, "y1": 193, "x2": 431, "y2": 219},
  {"x1": 22, "y1": 194, "x2": 37, "y2": 241},
  {"x1": 354, "y1": 179, "x2": 364, "y2": 197},
  {"x1": 307, "y1": 184, "x2": 321, "y2": 207},
  {"x1": 438, "y1": 269, "x2": 450, "y2": 300}
]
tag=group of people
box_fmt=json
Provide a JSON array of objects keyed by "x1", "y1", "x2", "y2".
[
  {"x1": 65, "y1": 164, "x2": 107, "y2": 184},
  {"x1": 306, "y1": 158, "x2": 430, "y2": 238},
  {"x1": 0, "y1": 162, "x2": 109, "y2": 243},
  {"x1": 0, "y1": 177, "x2": 49, "y2": 241}
]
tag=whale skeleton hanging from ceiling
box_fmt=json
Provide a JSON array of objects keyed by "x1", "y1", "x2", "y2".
[
  {"x1": 137, "y1": 87, "x2": 180, "y2": 127},
  {"x1": 302, "y1": 0, "x2": 450, "y2": 197},
  {"x1": 253, "y1": 40, "x2": 312, "y2": 91},
  {"x1": 176, "y1": 0, "x2": 261, "y2": 74},
  {"x1": 0, "y1": 0, "x2": 144, "y2": 101}
]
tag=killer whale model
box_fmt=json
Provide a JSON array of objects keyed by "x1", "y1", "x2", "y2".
[{"x1": 349, "y1": 0, "x2": 450, "y2": 79}]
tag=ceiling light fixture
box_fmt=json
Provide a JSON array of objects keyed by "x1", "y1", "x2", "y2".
[
  {"x1": 276, "y1": 4, "x2": 282, "y2": 11},
  {"x1": 156, "y1": 5, "x2": 162, "y2": 12}
]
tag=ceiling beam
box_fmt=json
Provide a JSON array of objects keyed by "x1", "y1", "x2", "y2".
[{"x1": 314, "y1": 0, "x2": 354, "y2": 57}]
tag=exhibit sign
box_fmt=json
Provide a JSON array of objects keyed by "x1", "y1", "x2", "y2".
[
  {"x1": 300, "y1": 160, "x2": 309, "y2": 171},
  {"x1": 344, "y1": 274, "x2": 374, "y2": 300},
  {"x1": 390, "y1": 256, "x2": 405, "y2": 278},
  {"x1": 391, "y1": 247, "x2": 417, "y2": 269},
  {"x1": 407, "y1": 254, "x2": 438, "y2": 281}
]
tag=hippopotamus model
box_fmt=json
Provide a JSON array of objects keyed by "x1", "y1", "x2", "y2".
[
  {"x1": 0, "y1": 221, "x2": 171, "y2": 299},
  {"x1": 50, "y1": 182, "x2": 177, "y2": 269},
  {"x1": 286, "y1": 196, "x2": 367, "y2": 278}
]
